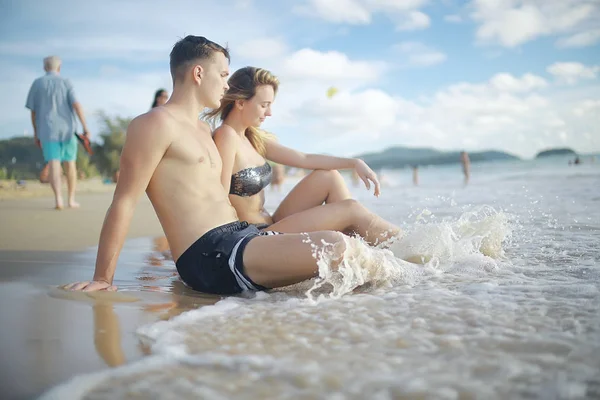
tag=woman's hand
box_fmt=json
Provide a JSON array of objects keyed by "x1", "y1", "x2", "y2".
[{"x1": 354, "y1": 159, "x2": 381, "y2": 197}]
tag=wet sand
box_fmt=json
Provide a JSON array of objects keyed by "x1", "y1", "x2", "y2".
[{"x1": 0, "y1": 191, "x2": 221, "y2": 399}]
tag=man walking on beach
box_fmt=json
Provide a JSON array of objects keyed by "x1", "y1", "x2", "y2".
[
  {"x1": 65, "y1": 36, "x2": 364, "y2": 295},
  {"x1": 25, "y1": 56, "x2": 91, "y2": 209}
]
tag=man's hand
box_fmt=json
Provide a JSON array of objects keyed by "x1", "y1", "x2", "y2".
[
  {"x1": 354, "y1": 159, "x2": 381, "y2": 197},
  {"x1": 62, "y1": 280, "x2": 117, "y2": 292},
  {"x1": 34, "y1": 137, "x2": 41, "y2": 148}
]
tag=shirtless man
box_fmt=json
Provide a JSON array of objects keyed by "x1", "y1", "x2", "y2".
[{"x1": 64, "y1": 36, "x2": 346, "y2": 295}]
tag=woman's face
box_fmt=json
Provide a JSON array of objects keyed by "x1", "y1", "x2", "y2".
[
  {"x1": 156, "y1": 91, "x2": 169, "y2": 106},
  {"x1": 241, "y1": 85, "x2": 274, "y2": 127}
]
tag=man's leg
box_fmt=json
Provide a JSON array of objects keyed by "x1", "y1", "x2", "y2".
[
  {"x1": 48, "y1": 160, "x2": 64, "y2": 209},
  {"x1": 243, "y1": 230, "x2": 346, "y2": 289},
  {"x1": 272, "y1": 170, "x2": 352, "y2": 222},
  {"x1": 64, "y1": 161, "x2": 79, "y2": 208},
  {"x1": 63, "y1": 135, "x2": 79, "y2": 208},
  {"x1": 41, "y1": 141, "x2": 64, "y2": 209}
]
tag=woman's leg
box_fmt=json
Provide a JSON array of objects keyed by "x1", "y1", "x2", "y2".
[
  {"x1": 272, "y1": 170, "x2": 352, "y2": 222},
  {"x1": 267, "y1": 199, "x2": 400, "y2": 246}
]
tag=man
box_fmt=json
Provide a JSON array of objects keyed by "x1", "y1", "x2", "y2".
[
  {"x1": 64, "y1": 36, "x2": 369, "y2": 294},
  {"x1": 26, "y1": 56, "x2": 90, "y2": 209}
]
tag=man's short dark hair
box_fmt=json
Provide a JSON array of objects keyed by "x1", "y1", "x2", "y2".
[{"x1": 169, "y1": 35, "x2": 230, "y2": 82}]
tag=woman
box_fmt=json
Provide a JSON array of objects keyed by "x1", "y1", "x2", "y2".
[
  {"x1": 208, "y1": 67, "x2": 400, "y2": 246},
  {"x1": 151, "y1": 88, "x2": 169, "y2": 109}
]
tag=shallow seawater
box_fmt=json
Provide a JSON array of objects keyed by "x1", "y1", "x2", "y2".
[{"x1": 42, "y1": 158, "x2": 600, "y2": 399}]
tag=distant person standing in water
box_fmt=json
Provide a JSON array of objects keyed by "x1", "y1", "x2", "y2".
[
  {"x1": 271, "y1": 163, "x2": 285, "y2": 192},
  {"x1": 412, "y1": 165, "x2": 419, "y2": 186},
  {"x1": 151, "y1": 89, "x2": 169, "y2": 108},
  {"x1": 25, "y1": 56, "x2": 90, "y2": 209},
  {"x1": 461, "y1": 151, "x2": 471, "y2": 184}
]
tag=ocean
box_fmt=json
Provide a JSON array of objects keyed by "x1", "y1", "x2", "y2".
[{"x1": 42, "y1": 156, "x2": 600, "y2": 399}]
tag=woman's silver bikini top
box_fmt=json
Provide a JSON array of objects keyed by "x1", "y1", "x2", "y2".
[{"x1": 229, "y1": 162, "x2": 272, "y2": 197}]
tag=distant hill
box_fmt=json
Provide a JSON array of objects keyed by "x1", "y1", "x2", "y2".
[
  {"x1": 535, "y1": 148, "x2": 577, "y2": 158},
  {"x1": 354, "y1": 146, "x2": 520, "y2": 170}
]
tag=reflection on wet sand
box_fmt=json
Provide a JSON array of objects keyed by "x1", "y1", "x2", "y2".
[
  {"x1": 51, "y1": 238, "x2": 223, "y2": 370},
  {"x1": 0, "y1": 236, "x2": 228, "y2": 399}
]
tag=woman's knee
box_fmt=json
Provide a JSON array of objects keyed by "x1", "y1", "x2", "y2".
[
  {"x1": 340, "y1": 198, "x2": 363, "y2": 213},
  {"x1": 310, "y1": 169, "x2": 342, "y2": 182}
]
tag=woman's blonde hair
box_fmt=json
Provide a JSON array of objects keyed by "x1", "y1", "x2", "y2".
[{"x1": 206, "y1": 66, "x2": 279, "y2": 156}]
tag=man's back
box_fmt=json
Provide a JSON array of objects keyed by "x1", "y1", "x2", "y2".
[{"x1": 26, "y1": 73, "x2": 77, "y2": 142}]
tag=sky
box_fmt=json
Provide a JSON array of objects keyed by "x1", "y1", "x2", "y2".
[{"x1": 1, "y1": 0, "x2": 599, "y2": 159}]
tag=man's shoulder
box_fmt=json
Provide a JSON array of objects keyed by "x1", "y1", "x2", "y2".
[{"x1": 128, "y1": 108, "x2": 176, "y2": 139}]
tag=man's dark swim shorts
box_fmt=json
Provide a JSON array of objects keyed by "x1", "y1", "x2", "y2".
[{"x1": 176, "y1": 221, "x2": 280, "y2": 295}]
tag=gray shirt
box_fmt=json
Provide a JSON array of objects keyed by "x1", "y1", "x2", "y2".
[{"x1": 25, "y1": 72, "x2": 78, "y2": 143}]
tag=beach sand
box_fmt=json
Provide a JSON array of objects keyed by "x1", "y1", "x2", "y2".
[{"x1": 0, "y1": 187, "x2": 219, "y2": 399}]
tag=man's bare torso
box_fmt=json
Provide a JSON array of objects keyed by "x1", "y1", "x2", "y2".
[{"x1": 146, "y1": 108, "x2": 238, "y2": 261}]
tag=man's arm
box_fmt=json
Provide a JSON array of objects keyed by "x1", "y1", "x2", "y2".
[
  {"x1": 30, "y1": 111, "x2": 40, "y2": 148},
  {"x1": 72, "y1": 102, "x2": 90, "y2": 134},
  {"x1": 25, "y1": 81, "x2": 40, "y2": 147},
  {"x1": 64, "y1": 115, "x2": 173, "y2": 291},
  {"x1": 66, "y1": 80, "x2": 90, "y2": 134}
]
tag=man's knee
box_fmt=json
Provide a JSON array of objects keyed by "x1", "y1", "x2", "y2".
[
  {"x1": 309, "y1": 231, "x2": 346, "y2": 258},
  {"x1": 315, "y1": 231, "x2": 347, "y2": 258}
]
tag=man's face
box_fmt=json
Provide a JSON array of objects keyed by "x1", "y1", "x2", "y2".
[{"x1": 200, "y1": 52, "x2": 230, "y2": 109}]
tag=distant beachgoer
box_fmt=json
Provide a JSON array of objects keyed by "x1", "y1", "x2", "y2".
[
  {"x1": 461, "y1": 151, "x2": 471, "y2": 184},
  {"x1": 271, "y1": 163, "x2": 285, "y2": 192},
  {"x1": 412, "y1": 165, "x2": 419, "y2": 186},
  {"x1": 574, "y1": 157, "x2": 581, "y2": 165},
  {"x1": 25, "y1": 56, "x2": 90, "y2": 209},
  {"x1": 151, "y1": 88, "x2": 169, "y2": 108}
]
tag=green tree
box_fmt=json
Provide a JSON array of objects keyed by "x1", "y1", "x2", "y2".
[
  {"x1": 76, "y1": 146, "x2": 99, "y2": 179},
  {"x1": 91, "y1": 111, "x2": 131, "y2": 178}
]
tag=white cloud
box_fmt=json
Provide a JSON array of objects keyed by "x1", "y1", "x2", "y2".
[
  {"x1": 489, "y1": 73, "x2": 548, "y2": 92},
  {"x1": 556, "y1": 29, "x2": 600, "y2": 48},
  {"x1": 547, "y1": 62, "x2": 599, "y2": 84},
  {"x1": 293, "y1": 0, "x2": 371, "y2": 24},
  {"x1": 394, "y1": 42, "x2": 447, "y2": 67},
  {"x1": 394, "y1": 11, "x2": 431, "y2": 31},
  {"x1": 277, "y1": 67, "x2": 599, "y2": 158},
  {"x1": 235, "y1": 38, "x2": 289, "y2": 61},
  {"x1": 470, "y1": 0, "x2": 600, "y2": 48},
  {"x1": 280, "y1": 48, "x2": 387, "y2": 84},
  {"x1": 573, "y1": 99, "x2": 600, "y2": 116},
  {"x1": 294, "y1": 0, "x2": 431, "y2": 30}
]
